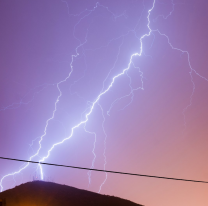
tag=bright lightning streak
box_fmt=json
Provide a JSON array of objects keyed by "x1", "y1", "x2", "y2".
[
  {"x1": 0, "y1": 0, "x2": 156, "y2": 192},
  {"x1": 2, "y1": 0, "x2": 207, "y2": 194}
]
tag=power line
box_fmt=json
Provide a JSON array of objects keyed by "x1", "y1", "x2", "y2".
[{"x1": 0, "y1": 156, "x2": 207, "y2": 184}]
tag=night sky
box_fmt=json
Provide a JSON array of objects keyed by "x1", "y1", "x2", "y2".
[{"x1": 0, "y1": 0, "x2": 208, "y2": 206}]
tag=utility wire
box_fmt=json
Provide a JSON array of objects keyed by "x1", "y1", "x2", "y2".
[{"x1": 0, "y1": 156, "x2": 208, "y2": 184}]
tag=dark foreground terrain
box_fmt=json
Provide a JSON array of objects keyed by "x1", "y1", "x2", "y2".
[{"x1": 0, "y1": 181, "x2": 143, "y2": 206}]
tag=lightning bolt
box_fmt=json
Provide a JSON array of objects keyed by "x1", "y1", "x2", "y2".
[{"x1": 1, "y1": 0, "x2": 208, "y2": 194}]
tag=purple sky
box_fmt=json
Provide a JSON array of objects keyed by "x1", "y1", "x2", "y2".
[{"x1": 0, "y1": 0, "x2": 208, "y2": 205}]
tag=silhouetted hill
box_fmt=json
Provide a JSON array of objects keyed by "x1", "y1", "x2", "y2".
[{"x1": 0, "y1": 181, "x2": 143, "y2": 206}]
